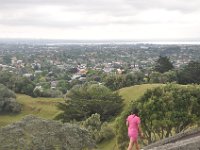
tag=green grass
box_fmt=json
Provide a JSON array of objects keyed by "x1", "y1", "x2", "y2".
[
  {"x1": 0, "y1": 94, "x2": 64, "y2": 127},
  {"x1": 119, "y1": 84, "x2": 163, "y2": 107},
  {"x1": 97, "y1": 138, "x2": 117, "y2": 150}
]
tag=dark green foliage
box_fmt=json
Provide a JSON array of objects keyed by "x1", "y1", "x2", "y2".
[
  {"x1": 68, "y1": 67, "x2": 78, "y2": 74},
  {"x1": 86, "y1": 69, "x2": 105, "y2": 82},
  {"x1": 177, "y1": 61, "x2": 200, "y2": 84},
  {"x1": 56, "y1": 80, "x2": 70, "y2": 94},
  {"x1": 0, "y1": 115, "x2": 95, "y2": 150},
  {"x1": 137, "y1": 84, "x2": 200, "y2": 143},
  {"x1": 124, "y1": 72, "x2": 144, "y2": 87},
  {"x1": 56, "y1": 83, "x2": 124, "y2": 122},
  {"x1": 104, "y1": 74, "x2": 124, "y2": 90},
  {"x1": 33, "y1": 89, "x2": 62, "y2": 98},
  {"x1": 104, "y1": 72, "x2": 144, "y2": 90},
  {"x1": 154, "y1": 56, "x2": 174, "y2": 73},
  {"x1": 0, "y1": 84, "x2": 21, "y2": 113},
  {"x1": 82, "y1": 113, "x2": 115, "y2": 143},
  {"x1": 15, "y1": 77, "x2": 35, "y2": 96},
  {"x1": 115, "y1": 109, "x2": 130, "y2": 150},
  {"x1": 0, "y1": 71, "x2": 35, "y2": 97},
  {"x1": 99, "y1": 122, "x2": 115, "y2": 142},
  {"x1": 149, "y1": 71, "x2": 177, "y2": 83},
  {"x1": 0, "y1": 71, "x2": 16, "y2": 90},
  {"x1": 116, "y1": 84, "x2": 200, "y2": 149},
  {"x1": 2, "y1": 55, "x2": 11, "y2": 64}
]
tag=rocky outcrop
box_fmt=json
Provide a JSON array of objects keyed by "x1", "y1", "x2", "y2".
[
  {"x1": 0, "y1": 115, "x2": 95, "y2": 150},
  {"x1": 143, "y1": 127, "x2": 200, "y2": 150}
]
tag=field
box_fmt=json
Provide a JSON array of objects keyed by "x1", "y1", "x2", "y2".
[
  {"x1": 119, "y1": 84, "x2": 163, "y2": 107},
  {"x1": 0, "y1": 94, "x2": 64, "y2": 127}
]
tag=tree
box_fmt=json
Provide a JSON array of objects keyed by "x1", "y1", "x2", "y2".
[
  {"x1": 116, "y1": 84, "x2": 200, "y2": 149},
  {"x1": 104, "y1": 72, "x2": 144, "y2": 90},
  {"x1": 86, "y1": 69, "x2": 104, "y2": 82},
  {"x1": 56, "y1": 80, "x2": 70, "y2": 94},
  {"x1": 149, "y1": 71, "x2": 177, "y2": 83},
  {"x1": 81, "y1": 113, "x2": 115, "y2": 143},
  {"x1": 2, "y1": 55, "x2": 11, "y2": 64},
  {"x1": 15, "y1": 77, "x2": 35, "y2": 96},
  {"x1": 0, "y1": 84, "x2": 21, "y2": 113},
  {"x1": 124, "y1": 72, "x2": 144, "y2": 87},
  {"x1": 154, "y1": 56, "x2": 174, "y2": 73},
  {"x1": 0, "y1": 71, "x2": 16, "y2": 90},
  {"x1": 104, "y1": 74, "x2": 124, "y2": 90},
  {"x1": 177, "y1": 61, "x2": 200, "y2": 84},
  {"x1": 56, "y1": 83, "x2": 124, "y2": 122}
]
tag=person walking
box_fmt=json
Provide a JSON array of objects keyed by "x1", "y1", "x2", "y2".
[{"x1": 126, "y1": 108, "x2": 143, "y2": 150}]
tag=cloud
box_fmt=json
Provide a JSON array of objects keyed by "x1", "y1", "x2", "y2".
[
  {"x1": 0, "y1": 0, "x2": 200, "y2": 39},
  {"x1": 126, "y1": 0, "x2": 200, "y2": 13}
]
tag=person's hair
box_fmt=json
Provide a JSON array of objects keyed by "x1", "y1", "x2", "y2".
[{"x1": 132, "y1": 107, "x2": 139, "y2": 116}]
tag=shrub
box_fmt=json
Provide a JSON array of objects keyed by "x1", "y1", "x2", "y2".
[
  {"x1": 0, "y1": 84, "x2": 21, "y2": 113},
  {"x1": 82, "y1": 113, "x2": 115, "y2": 143},
  {"x1": 0, "y1": 115, "x2": 95, "y2": 149}
]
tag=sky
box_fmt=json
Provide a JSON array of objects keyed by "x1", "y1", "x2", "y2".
[{"x1": 0, "y1": 0, "x2": 200, "y2": 41}]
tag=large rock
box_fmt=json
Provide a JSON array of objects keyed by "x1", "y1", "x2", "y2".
[
  {"x1": 143, "y1": 127, "x2": 200, "y2": 150},
  {"x1": 0, "y1": 115, "x2": 95, "y2": 150}
]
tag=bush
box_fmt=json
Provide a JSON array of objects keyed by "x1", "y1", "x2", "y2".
[
  {"x1": 1, "y1": 98, "x2": 21, "y2": 113},
  {"x1": 15, "y1": 77, "x2": 35, "y2": 96},
  {"x1": 33, "y1": 89, "x2": 62, "y2": 98},
  {"x1": 0, "y1": 84, "x2": 21, "y2": 113},
  {"x1": 82, "y1": 113, "x2": 115, "y2": 143},
  {"x1": 98, "y1": 122, "x2": 115, "y2": 142},
  {"x1": 0, "y1": 115, "x2": 95, "y2": 149}
]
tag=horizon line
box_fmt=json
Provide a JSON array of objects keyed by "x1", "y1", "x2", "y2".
[{"x1": 0, "y1": 38, "x2": 200, "y2": 45}]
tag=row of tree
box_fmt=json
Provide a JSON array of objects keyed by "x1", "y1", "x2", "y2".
[
  {"x1": 101, "y1": 59, "x2": 200, "y2": 91},
  {"x1": 151, "y1": 56, "x2": 200, "y2": 84},
  {"x1": 1, "y1": 56, "x2": 200, "y2": 98}
]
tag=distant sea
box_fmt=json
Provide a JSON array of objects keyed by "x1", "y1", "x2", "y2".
[{"x1": 0, "y1": 38, "x2": 200, "y2": 45}]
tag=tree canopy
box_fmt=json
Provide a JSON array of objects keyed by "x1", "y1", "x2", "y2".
[
  {"x1": 56, "y1": 83, "x2": 124, "y2": 122},
  {"x1": 0, "y1": 84, "x2": 21, "y2": 113},
  {"x1": 177, "y1": 61, "x2": 200, "y2": 84},
  {"x1": 116, "y1": 84, "x2": 200, "y2": 149},
  {"x1": 154, "y1": 56, "x2": 174, "y2": 73},
  {"x1": 104, "y1": 72, "x2": 144, "y2": 90}
]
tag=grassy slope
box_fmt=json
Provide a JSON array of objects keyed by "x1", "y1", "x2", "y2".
[
  {"x1": 0, "y1": 84, "x2": 163, "y2": 149},
  {"x1": 0, "y1": 94, "x2": 64, "y2": 127},
  {"x1": 119, "y1": 84, "x2": 164, "y2": 108},
  {"x1": 98, "y1": 84, "x2": 163, "y2": 150}
]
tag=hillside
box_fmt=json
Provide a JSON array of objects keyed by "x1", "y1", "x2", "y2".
[
  {"x1": 119, "y1": 84, "x2": 163, "y2": 107},
  {"x1": 0, "y1": 84, "x2": 164, "y2": 149},
  {"x1": 98, "y1": 84, "x2": 163, "y2": 149},
  {"x1": 0, "y1": 94, "x2": 64, "y2": 127}
]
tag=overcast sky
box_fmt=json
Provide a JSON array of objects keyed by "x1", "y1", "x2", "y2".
[{"x1": 0, "y1": 0, "x2": 200, "y2": 41}]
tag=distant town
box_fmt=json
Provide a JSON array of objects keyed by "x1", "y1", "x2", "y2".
[
  {"x1": 0, "y1": 40, "x2": 200, "y2": 94},
  {"x1": 1, "y1": 40, "x2": 200, "y2": 149}
]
